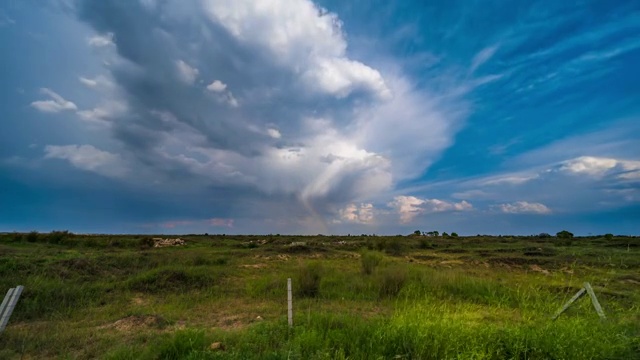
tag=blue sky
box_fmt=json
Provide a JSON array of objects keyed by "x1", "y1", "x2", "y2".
[{"x1": 1, "y1": 0, "x2": 639, "y2": 235}]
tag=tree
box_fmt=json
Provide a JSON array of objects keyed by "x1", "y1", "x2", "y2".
[
  {"x1": 426, "y1": 231, "x2": 439, "y2": 237},
  {"x1": 442, "y1": 232, "x2": 449, "y2": 238},
  {"x1": 538, "y1": 233, "x2": 552, "y2": 238},
  {"x1": 604, "y1": 233, "x2": 613, "y2": 240},
  {"x1": 451, "y1": 232, "x2": 459, "y2": 237},
  {"x1": 556, "y1": 230, "x2": 574, "y2": 239},
  {"x1": 413, "y1": 230, "x2": 422, "y2": 236}
]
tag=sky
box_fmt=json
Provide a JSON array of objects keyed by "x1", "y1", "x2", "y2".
[{"x1": 1, "y1": 0, "x2": 639, "y2": 235}]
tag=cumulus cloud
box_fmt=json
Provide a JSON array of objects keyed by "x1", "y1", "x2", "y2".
[
  {"x1": 30, "y1": 88, "x2": 78, "y2": 113},
  {"x1": 202, "y1": 0, "x2": 391, "y2": 99},
  {"x1": 388, "y1": 196, "x2": 472, "y2": 224},
  {"x1": 65, "y1": 0, "x2": 468, "y2": 230},
  {"x1": 206, "y1": 80, "x2": 227, "y2": 92},
  {"x1": 175, "y1": 60, "x2": 199, "y2": 85},
  {"x1": 337, "y1": 203, "x2": 375, "y2": 224},
  {"x1": 267, "y1": 128, "x2": 281, "y2": 139},
  {"x1": 560, "y1": 156, "x2": 640, "y2": 179},
  {"x1": 494, "y1": 201, "x2": 551, "y2": 214},
  {"x1": 44, "y1": 144, "x2": 127, "y2": 178}
]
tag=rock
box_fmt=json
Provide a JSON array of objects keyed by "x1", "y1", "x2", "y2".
[
  {"x1": 153, "y1": 238, "x2": 186, "y2": 248},
  {"x1": 210, "y1": 342, "x2": 224, "y2": 351},
  {"x1": 255, "y1": 316, "x2": 263, "y2": 321}
]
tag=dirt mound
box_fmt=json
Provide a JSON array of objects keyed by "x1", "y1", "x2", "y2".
[{"x1": 103, "y1": 315, "x2": 167, "y2": 331}]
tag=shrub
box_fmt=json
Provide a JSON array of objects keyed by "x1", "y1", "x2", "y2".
[
  {"x1": 296, "y1": 262, "x2": 323, "y2": 297},
  {"x1": 361, "y1": 251, "x2": 383, "y2": 275},
  {"x1": 556, "y1": 230, "x2": 574, "y2": 239},
  {"x1": 127, "y1": 267, "x2": 217, "y2": 293},
  {"x1": 47, "y1": 230, "x2": 71, "y2": 244},
  {"x1": 26, "y1": 231, "x2": 39, "y2": 243},
  {"x1": 604, "y1": 233, "x2": 614, "y2": 240},
  {"x1": 451, "y1": 232, "x2": 459, "y2": 237},
  {"x1": 139, "y1": 237, "x2": 155, "y2": 248},
  {"x1": 377, "y1": 266, "x2": 408, "y2": 298}
]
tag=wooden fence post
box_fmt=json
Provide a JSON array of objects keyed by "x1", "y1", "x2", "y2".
[
  {"x1": 0, "y1": 286, "x2": 24, "y2": 333},
  {"x1": 287, "y1": 278, "x2": 293, "y2": 327}
]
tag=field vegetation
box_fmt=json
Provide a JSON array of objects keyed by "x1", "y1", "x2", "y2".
[{"x1": 0, "y1": 231, "x2": 639, "y2": 359}]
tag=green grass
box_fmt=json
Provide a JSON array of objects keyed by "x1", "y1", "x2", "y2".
[{"x1": 0, "y1": 233, "x2": 638, "y2": 359}]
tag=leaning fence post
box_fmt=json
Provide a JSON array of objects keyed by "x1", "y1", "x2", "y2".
[
  {"x1": 0, "y1": 285, "x2": 24, "y2": 334},
  {"x1": 552, "y1": 282, "x2": 606, "y2": 321},
  {"x1": 584, "y1": 282, "x2": 606, "y2": 320},
  {"x1": 552, "y1": 287, "x2": 586, "y2": 320},
  {"x1": 287, "y1": 278, "x2": 293, "y2": 327}
]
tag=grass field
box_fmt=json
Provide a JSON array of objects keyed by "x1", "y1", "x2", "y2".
[{"x1": 0, "y1": 232, "x2": 639, "y2": 359}]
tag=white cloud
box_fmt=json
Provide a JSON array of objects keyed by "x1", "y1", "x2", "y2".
[
  {"x1": 560, "y1": 156, "x2": 640, "y2": 178},
  {"x1": 69, "y1": 0, "x2": 471, "y2": 231},
  {"x1": 44, "y1": 145, "x2": 127, "y2": 178},
  {"x1": 481, "y1": 174, "x2": 539, "y2": 186},
  {"x1": 206, "y1": 80, "x2": 227, "y2": 92},
  {"x1": 79, "y1": 75, "x2": 112, "y2": 89},
  {"x1": 494, "y1": 201, "x2": 551, "y2": 214},
  {"x1": 202, "y1": 0, "x2": 391, "y2": 99},
  {"x1": 560, "y1": 156, "x2": 618, "y2": 176},
  {"x1": 88, "y1": 33, "x2": 114, "y2": 47},
  {"x1": 76, "y1": 101, "x2": 126, "y2": 124},
  {"x1": 267, "y1": 128, "x2": 281, "y2": 139},
  {"x1": 469, "y1": 44, "x2": 499, "y2": 73},
  {"x1": 30, "y1": 88, "x2": 78, "y2": 113},
  {"x1": 388, "y1": 196, "x2": 472, "y2": 224},
  {"x1": 338, "y1": 203, "x2": 374, "y2": 224},
  {"x1": 176, "y1": 60, "x2": 199, "y2": 84}
]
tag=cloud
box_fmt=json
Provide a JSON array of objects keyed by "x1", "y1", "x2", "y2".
[
  {"x1": 206, "y1": 80, "x2": 227, "y2": 92},
  {"x1": 469, "y1": 44, "x2": 499, "y2": 73},
  {"x1": 560, "y1": 156, "x2": 640, "y2": 179},
  {"x1": 494, "y1": 201, "x2": 551, "y2": 214},
  {"x1": 337, "y1": 203, "x2": 375, "y2": 224},
  {"x1": 388, "y1": 196, "x2": 472, "y2": 224},
  {"x1": 208, "y1": 218, "x2": 234, "y2": 227},
  {"x1": 76, "y1": 101, "x2": 126, "y2": 124},
  {"x1": 0, "y1": 9, "x2": 15, "y2": 26},
  {"x1": 266, "y1": 128, "x2": 281, "y2": 139},
  {"x1": 64, "y1": 0, "x2": 471, "y2": 231},
  {"x1": 201, "y1": 0, "x2": 391, "y2": 100},
  {"x1": 175, "y1": 60, "x2": 199, "y2": 85},
  {"x1": 88, "y1": 33, "x2": 114, "y2": 47},
  {"x1": 79, "y1": 75, "x2": 112, "y2": 89},
  {"x1": 44, "y1": 144, "x2": 127, "y2": 178},
  {"x1": 30, "y1": 88, "x2": 78, "y2": 113}
]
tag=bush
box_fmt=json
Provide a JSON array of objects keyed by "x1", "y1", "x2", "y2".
[
  {"x1": 26, "y1": 231, "x2": 39, "y2": 243},
  {"x1": 296, "y1": 262, "x2": 323, "y2": 298},
  {"x1": 361, "y1": 251, "x2": 383, "y2": 275},
  {"x1": 451, "y1": 232, "x2": 459, "y2": 237},
  {"x1": 46, "y1": 230, "x2": 71, "y2": 244},
  {"x1": 556, "y1": 230, "x2": 574, "y2": 239},
  {"x1": 377, "y1": 266, "x2": 408, "y2": 298},
  {"x1": 139, "y1": 237, "x2": 155, "y2": 248},
  {"x1": 604, "y1": 233, "x2": 614, "y2": 240}
]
